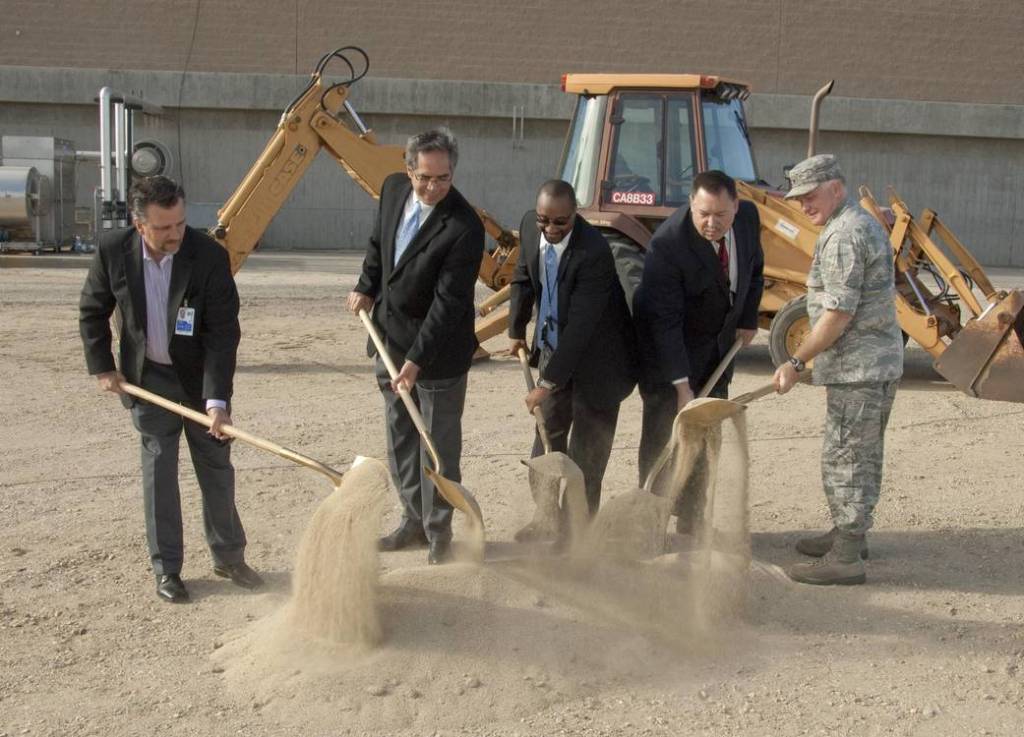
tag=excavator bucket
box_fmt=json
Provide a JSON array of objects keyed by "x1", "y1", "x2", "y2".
[{"x1": 934, "y1": 290, "x2": 1024, "y2": 403}]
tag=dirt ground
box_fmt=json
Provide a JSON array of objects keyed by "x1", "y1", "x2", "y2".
[{"x1": 3, "y1": 251, "x2": 1024, "y2": 737}]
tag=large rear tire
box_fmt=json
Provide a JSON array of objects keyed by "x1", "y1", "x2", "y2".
[{"x1": 768, "y1": 296, "x2": 810, "y2": 367}]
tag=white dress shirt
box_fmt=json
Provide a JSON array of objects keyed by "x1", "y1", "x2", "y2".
[{"x1": 142, "y1": 243, "x2": 174, "y2": 365}]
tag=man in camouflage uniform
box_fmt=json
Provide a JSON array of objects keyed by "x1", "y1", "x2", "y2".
[{"x1": 772, "y1": 154, "x2": 903, "y2": 586}]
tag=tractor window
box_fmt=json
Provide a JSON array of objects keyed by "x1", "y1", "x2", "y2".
[
  {"x1": 606, "y1": 94, "x2": 663, "y2": 207},
  {"x1": 702, "y1": 97, "x2": 757, "y2": 182},
  {"x1": 559, "y1": 95, "x2": 607, "y2": 208},
  {"x1": 665, "y1": 97, "x2": 697, "y2": 206}
]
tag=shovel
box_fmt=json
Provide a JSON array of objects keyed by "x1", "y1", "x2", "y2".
[
  {"x1": 119, "y1": 382, "x2": 345, "y2": 487},
  {"x1": 358, "y1": 310, "x2": 485, "y2": 535},
  {"x1": 513, "y1": 348, "x2": 587, "y2": 544},
  {"x1": 676, "y1": 372, "x2": 812, "y2": 426},
  {"x1": 516, "y1": 347, "x2": 552, "y2": 451},
  {"x1": 642, "y1": 338, "x2": 743, "y2": 491},
  {"x1": 697, "y1": 338, "x2": 744, "y2": 400}
]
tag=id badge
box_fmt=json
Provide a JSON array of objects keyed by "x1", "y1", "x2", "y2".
[{"x1": 174, "y1": 307, "x2": 196, "y2": 336}]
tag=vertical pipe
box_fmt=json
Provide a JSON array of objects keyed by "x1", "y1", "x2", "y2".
[
  {"x1": 124, "y1": 106, "x2": 135, "y2": 194},
  {"x1": 114, "y1": 100, "x2": 127, "y2": 226},
  {"x1": 98, "y1": 87, "x2": 113, "y2": 229},
  {"x1": 807, "y1": 80, "x2": 834, "y2": 158}
]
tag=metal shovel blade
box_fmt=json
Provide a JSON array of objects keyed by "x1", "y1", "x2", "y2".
[
  {"x1": 424, "y1": 467, "x2": 483, "y2": 529},
  {"x1": 675, "y1": 396, "x2": 749, "y2": 426},
  {"x1": 513, "y1": 348, "x2": 588, "y2": 545},
  {"x1": 672, "y1": 375, "x2": 805, "y2": 428},
  {"x1": 934, "y1": 289, "x2": 1024, "y2": 403}
]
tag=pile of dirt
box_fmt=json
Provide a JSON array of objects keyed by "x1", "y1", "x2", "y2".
[
  {"x1": 288, "y1": 456, "x2": 389, "y2": 645},
  {"x1": 214, "y1": 556, "x2": 750, "y2": 733},
  {"x1": 584, "y1": 411, "x2": 753, "y2": 626},
  {"x1": 211, "y1": 413, "x2": 757, "y2": 733}
]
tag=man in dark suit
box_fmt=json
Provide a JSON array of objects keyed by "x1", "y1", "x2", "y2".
[
  {"x1": 79, "y1": 175, "x2": 262, "y2": 603},
  {"x1": 347, "y1": 129, "x2": 484, "y2": 565},
  {"x1": 636, "y1": 170, "x2": 765, "y2": 530},
  {"x1": 509, "y1": 179, "x2": 637, "y2": 520}
]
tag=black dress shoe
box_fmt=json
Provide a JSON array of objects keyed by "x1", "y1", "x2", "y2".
[
  {"x1": 427, "y1": 539, "x2": 452, "y2": 565},
  {"x1": 156, "y1": 574, "x2": 190, "y2": 603},
  {"x1": 379, "y1": 524, "x2": 429, "y2": 552},
  {"x1": 213, "y1": 561, "x2": 265, "y2": 590}
]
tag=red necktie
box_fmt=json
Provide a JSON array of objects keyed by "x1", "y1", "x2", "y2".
[{"x1": 717, "y1": 238, "x2": 729, "y2": 280}]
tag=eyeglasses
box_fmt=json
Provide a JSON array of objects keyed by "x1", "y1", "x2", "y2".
[
  {"x1": 411, "y1": 172, "x2": 452, "y2": 185},
  {"x1": 535, "y1": 215, "x2": 574, "y2": 228}
]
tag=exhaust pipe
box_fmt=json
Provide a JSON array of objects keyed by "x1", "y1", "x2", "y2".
[{"x1": 807, "y1": 80, "x2": 835, "y2": 158}]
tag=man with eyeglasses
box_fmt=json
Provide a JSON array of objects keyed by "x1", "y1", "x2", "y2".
[
  {"x1": 347, "y1": 128, "x2": 484, "y2": 565},
  {"x1": 509, "y1": 179, "x2": 637, "y2": 530}
]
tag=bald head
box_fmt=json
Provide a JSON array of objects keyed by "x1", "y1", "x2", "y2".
[{"x1": 535, "y1": 179, "x2": 577, "y2": 244}]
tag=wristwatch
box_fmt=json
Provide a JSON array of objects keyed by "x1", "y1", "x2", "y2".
[
  {"x1": 537, "y1": 378, "x2": 557, "y2": 390},
  {"x1": 788, "y1": 356, "x2": 806, "y2": 373}
]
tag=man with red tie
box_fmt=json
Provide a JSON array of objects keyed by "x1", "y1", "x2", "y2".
[{"x1": 635, "y1": 170, "x2": 765, "y2": 532}]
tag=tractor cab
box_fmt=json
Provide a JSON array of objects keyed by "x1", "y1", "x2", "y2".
[{"x1": 558, "y1": 74, "x2": 756, "y2": 245}]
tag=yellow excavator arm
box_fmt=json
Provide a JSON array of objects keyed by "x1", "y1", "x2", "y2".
[{"x1": 211, "y1": 47, "x2": 520, "y2": 293}]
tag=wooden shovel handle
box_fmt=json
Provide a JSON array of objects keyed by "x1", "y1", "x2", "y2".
[
  {"x1": 732, "y1": 372, "x2": 812, "y2": 405},
  {"x1": 358, "y1": 309, "x2": 444, "y2": 475},
  {"x1": 119, "y1": 382, "x2": 344, "y2": 484},
  {"x1": 516, "y1": 347, "x2": 552, "y2": 453},
  {"x1": 698, "y1": 337, "x2": 744, "y2": 398}
]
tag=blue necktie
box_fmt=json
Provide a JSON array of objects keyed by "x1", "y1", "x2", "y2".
[
  {"x1": 537, "y1": 245, "x2": 559, "y2": 350},
  {"x1": 394, "y1": 202, "x2": 420, "y2": 265}
]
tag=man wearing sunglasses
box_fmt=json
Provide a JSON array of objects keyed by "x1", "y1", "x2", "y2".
[{"x1": 509, "y1": 179, "x2": 638, "y2": 529}]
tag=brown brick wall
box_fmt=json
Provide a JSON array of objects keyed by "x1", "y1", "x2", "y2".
[{"x1": 1, "y1": 0, "x2": 1020, "y2": 104}]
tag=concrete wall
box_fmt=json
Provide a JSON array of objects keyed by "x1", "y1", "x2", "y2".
[
  {"x1": 1, "y1": 66, "x2": 1022, "y2": 264},
  {"x1": 1, "y1": 0, "x2": 1021, "y2": 104}
]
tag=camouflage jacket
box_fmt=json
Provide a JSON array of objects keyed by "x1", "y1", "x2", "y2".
[{"x1": 806, "y1": 199, "x2": 904, "y2": 384}]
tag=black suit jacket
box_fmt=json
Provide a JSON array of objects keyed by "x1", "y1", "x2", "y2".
[
  {"x1": 509, "y1": 212, "x2": 637, "y2": 408},
  {"x1": 355, "y1": 172, "x2": 485, "y2": 380},
  {"x1": 637, "y1": 200, "x2": 764, "y2": 391},
  {"x1": 79, "y1": 226, "x2": 241, "y2": 406}
]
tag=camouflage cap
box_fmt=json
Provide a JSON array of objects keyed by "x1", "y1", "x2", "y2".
[{"x1": 784, "y1": 154, "x2": 843, "y2": 199}]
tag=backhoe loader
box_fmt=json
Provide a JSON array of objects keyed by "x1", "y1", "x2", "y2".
[{"x1": 211, "y1": 46, "x2": 1024, "y2": 404}]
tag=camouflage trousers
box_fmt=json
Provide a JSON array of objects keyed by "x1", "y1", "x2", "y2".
[{"x1": 821, "y1": 380, "x2": 898, "y2": 536}]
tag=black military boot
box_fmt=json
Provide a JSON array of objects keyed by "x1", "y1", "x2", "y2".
[
  {"x1": 787, "y1": 533, "x2": 866, "y2": 586},
  {"x1": 795, "y1": 527, "x2": 869, "y2": 559}
]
